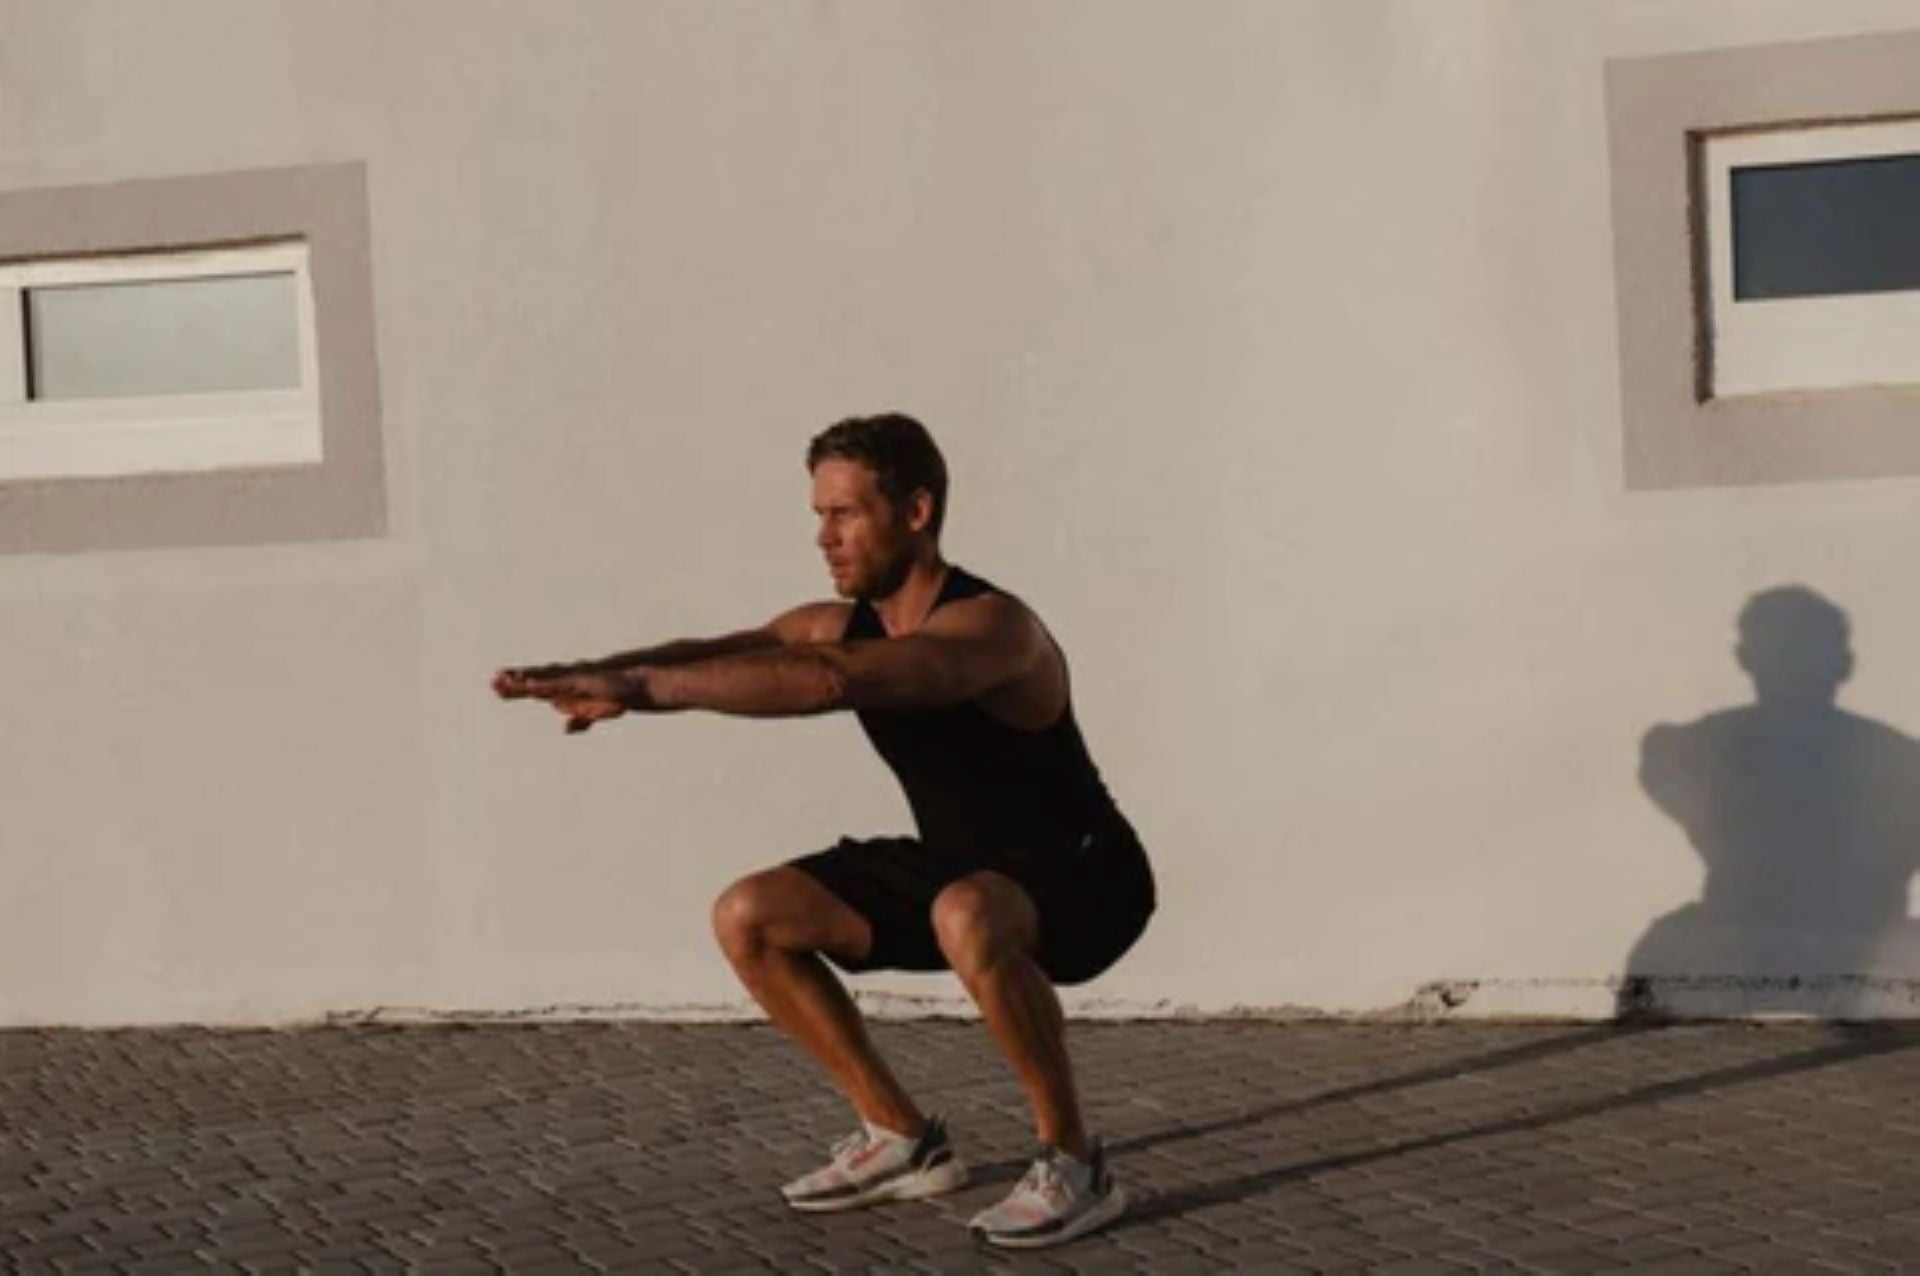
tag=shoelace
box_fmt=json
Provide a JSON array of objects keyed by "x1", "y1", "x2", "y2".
[
  {"x1": 1015, "y1": 1153, "x2": 1072, "y2": 1208},
  {"x1": 829, "y1": 1130, "x2": 873, "y2": 1163}
]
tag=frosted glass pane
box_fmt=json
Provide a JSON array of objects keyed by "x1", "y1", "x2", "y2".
[
  {"x1": 1732, "y1": 153, "x2": 1920, "y2": 300},
  {"x1": 27, "y1": 273, "x2": 300, "y2": 400}
]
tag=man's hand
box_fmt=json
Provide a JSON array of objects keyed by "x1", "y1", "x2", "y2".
[
  {"x1": 492, "y1": 667, "x2": 660, "y2": 733},
  {"x1": 548, "y1": 671, "x2": 628, "y2": 734}
]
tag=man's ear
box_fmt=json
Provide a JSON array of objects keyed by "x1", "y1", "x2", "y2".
[{"x1": 905, "y1": 488, "x2": 935, "y2": 534}]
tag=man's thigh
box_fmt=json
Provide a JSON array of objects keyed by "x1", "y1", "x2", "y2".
[
  {"x1": 998, "y1": 835, "x2": 1157, "y2": 987},
  {"x1": 787, "y1": 836, "x2": 988, "y2": 975}
]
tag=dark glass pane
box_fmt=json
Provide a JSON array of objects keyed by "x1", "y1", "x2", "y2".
[{"x1": 1731, "y1": 151, "x2": 1920, "y2": 301}]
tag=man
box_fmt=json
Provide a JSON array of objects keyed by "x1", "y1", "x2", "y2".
[{"x1": 493, "y1": 413, "x2": 1156, "y2": 1248}]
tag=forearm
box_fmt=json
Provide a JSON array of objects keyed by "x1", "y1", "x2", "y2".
[
  {"x1": 635, "y1": 646, "x2": 852, "y2": 718},
  {"x1": 580, "y1": 630, "x2": 778, "y2": 674}
]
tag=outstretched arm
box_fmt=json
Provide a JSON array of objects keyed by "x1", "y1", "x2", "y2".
[
  {"x1": 493, "y1": 632, "x2": 772, "y2": 693},
  {"x1": 492, "y1": 602, "x2": 848, "y2": 703},
  {"x1": 512, "y1": 594, "x2": 1044, "y2": 730}
]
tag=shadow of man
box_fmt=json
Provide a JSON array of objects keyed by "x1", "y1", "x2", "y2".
[{"x1": 1622, "y1": 586, "x2": 1920, "y2": 1019}]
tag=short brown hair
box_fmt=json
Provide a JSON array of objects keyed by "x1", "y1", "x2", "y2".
[{"x1": 806, "y1": 413, "x2": 949, "y2": 538}]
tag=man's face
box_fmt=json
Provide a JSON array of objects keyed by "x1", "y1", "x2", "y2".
[{"x1": 811, "y1": 459, "x2": 914, "y2": 600}]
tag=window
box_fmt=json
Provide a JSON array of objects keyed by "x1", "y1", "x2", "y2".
[
  {"x1": 1607, "y1": 30, "x2": 1920, "y2": 490},
  {"x1": 0, "y1": 163, "x2": 385, "y2": 554},
  {"x1": 0, "y1": 241, "x2": 322, "y2": 481},
  {"x1": 1703, "y1": 118, "x2": 1920, "y2": 398}
]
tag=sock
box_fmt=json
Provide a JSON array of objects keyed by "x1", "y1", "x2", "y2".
[
  {"x1": 864, "y1": 1119, "x2": 914, "y2": 1145},
  {"x1": 1050, "y1": 1141, "x2": 1099, "y2": 1190}
]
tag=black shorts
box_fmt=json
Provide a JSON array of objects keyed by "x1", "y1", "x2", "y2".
[{"x1": 788, "y1": 826, "x2": 1156, "y2": 987}]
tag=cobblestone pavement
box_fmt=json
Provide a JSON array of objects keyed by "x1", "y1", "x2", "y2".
[{"x1": 5, "y1": 1019, "x2": 1920, "y2": 1271}]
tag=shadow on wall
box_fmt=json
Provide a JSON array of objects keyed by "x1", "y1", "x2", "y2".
[{"x1": 1621, "y1": 586, "x2": 1920, "y2": 1019}]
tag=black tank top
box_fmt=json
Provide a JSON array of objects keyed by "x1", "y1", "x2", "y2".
[{"x1": 843, "y1": 567, "x2": 1129, "y2": 855}]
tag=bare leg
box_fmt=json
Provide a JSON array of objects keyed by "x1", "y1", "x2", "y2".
[
  {"x1": 932, "y1": 872, "x2": 1088, "y2": 1158},
  {"x1": 713, "y1": 867, "x2": 924, "y2": 1136}
]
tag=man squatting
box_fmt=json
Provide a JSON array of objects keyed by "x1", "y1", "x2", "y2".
[{"x1": 494, "y1": 413, "x2": 1156, "y2": 1248}]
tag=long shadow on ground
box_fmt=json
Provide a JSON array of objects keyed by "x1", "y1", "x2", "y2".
[
  {"x1": 968, "y1": 1023, "x2": 1649, "y2": 1186},
  {"x1": 1121, "y1": 1023, "x2": 1918, "y2": 1227}
]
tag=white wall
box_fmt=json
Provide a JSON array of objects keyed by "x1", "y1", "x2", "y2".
[{"x1": 3, "y1": 0, "x2": 1918, "y2": 1025}]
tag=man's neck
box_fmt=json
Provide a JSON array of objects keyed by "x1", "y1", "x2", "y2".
[{"x1": 870, "y1": 554, "x2": 950, "y2": 638}]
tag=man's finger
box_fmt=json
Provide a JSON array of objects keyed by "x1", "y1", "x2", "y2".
[
  {"x1": 519, "y1": 678, "x2": 571, "y2": 702},
  {"x1": 566, "y1": 716, "x2": 593, "y2": 734},
  {"x1": 494, "y1": 665, "x2": 583, "y2": 699},
  {"x1": 498, "y1": 668, "x2": 560, "y2": 697}
]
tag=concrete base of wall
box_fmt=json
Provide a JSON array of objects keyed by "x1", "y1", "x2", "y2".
[{"x1": 303, "y1": 975, "x2": 1920, "y2": 1030}]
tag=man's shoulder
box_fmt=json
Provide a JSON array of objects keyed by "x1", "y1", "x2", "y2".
[
  {"x1": 767, "y1": 600, "x2": 855, "y2": 644},
  {"x1": 926, "y1": 585, "x2": 1039, "y2": 639}
]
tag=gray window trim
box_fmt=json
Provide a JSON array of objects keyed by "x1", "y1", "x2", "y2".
[
  {"x1": 1607, "y1": 30, "x2": 1920, "y2": 490},
  {"x1": 0, "y1": 163, "x2": 385, "y2": 552}
]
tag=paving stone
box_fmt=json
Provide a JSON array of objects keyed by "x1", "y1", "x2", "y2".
[
  {"x1": 1609, "y1": 1236, "x2": 1705, "y2": 1263},
  {"x1": 1521, "y1": 1248, "x2": 1625, "y2": 1274},
  {"x1": 1612, "y1": 1257, "x2": 1742, "y2": 1275}
]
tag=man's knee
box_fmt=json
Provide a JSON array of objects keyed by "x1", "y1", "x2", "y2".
[
  {"x1": 931, "y1": 874, "x2": 1035, "y2": 977},
  {"x1": 713, "y1": 867, "x2": 865, "y2": 964},
  {"x1": 712, "y1": 871, "x2": 783, "y2": 962}
]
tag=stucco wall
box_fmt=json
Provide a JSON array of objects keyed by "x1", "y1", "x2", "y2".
[{"x1": 3, "y1": 0, "x2": 1918, "y2": 1025}]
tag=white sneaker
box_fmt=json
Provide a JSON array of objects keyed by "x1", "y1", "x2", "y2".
[
  {"x1": 780, "y1": 1114, "x2": 968, "y2": 1212},
  {"x1": 968, "y1": 1139, "x2": 1129, "y2": 1249}
]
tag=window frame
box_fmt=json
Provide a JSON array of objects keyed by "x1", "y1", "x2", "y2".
[
  {"x1": 1703, "y1": 118, "x2": 1920, "y2": 399},
  {"x1": 0, "y1": 162, "x2": 386, "y2": 554},
  {"x1": 0, "y1": 240, "x2": 324, "y2": 482},
  {"x1": 1606, "y1": 30, "x2": 1920, "y2": 491}
]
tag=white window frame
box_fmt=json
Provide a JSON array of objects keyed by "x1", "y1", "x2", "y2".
[
  {"x1": 0, "y1": 240, "x2": 321, "y2": 481},
  {"x1": 1705, "y1": 117, "x2": 1920, "y2": 399}
]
